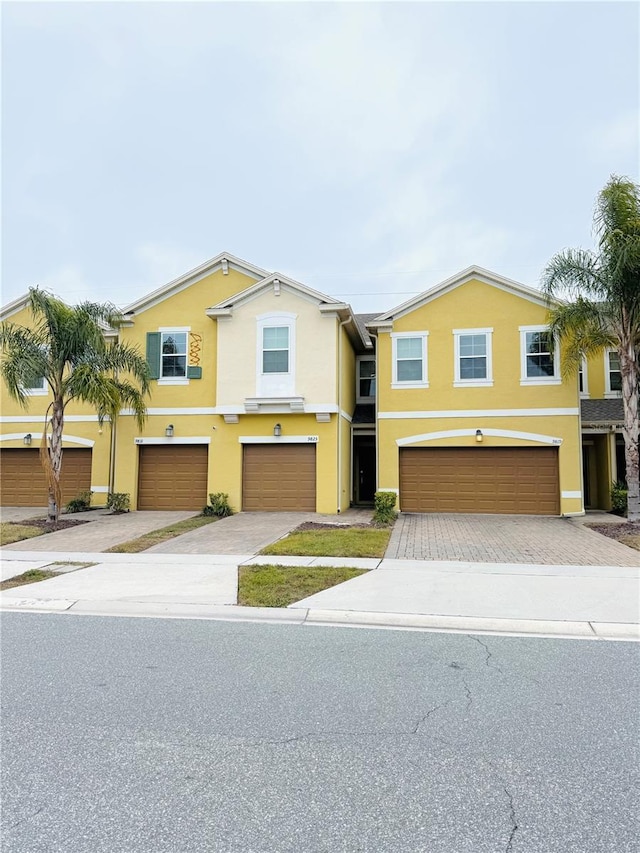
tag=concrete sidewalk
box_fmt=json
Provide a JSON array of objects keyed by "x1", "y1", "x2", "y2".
[{"x1": 2, "y1": 550, "x2": 638, "y2": 641}]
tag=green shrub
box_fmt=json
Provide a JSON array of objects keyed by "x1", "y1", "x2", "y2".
[
  {"x1": 611, "y1": 481, "x2": 628, "y2": 516},
  {"x1": 202, "y1": 492, "x2": 234, "y2": 517},
  {"x1": 373, "y1": 490, "x2": 398, "y2": 525},
  {"x1": 107, "y1": 492, "x2": 131, "y2": 513},
  {"x1": 65, "y1": 490, "x2": 92, "y2": 513}
]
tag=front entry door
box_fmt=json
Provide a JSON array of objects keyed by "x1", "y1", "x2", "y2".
[{"x1": 354, "y1": 437, "x2": 376, "y2": 504}]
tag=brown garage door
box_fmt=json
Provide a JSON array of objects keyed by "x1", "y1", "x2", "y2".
[
  {"x1": 0, "y1": 448, "x2": 92, "y2": 506},
  {"x1": 399, "y1": 447, "x2": 560, "y2": 515},
  {"x1": 137, "y1": 444, "x2": 208, "y2": 510},
  {"x1": 243, "y1": 444, "x2": 316, "y2": 511}
]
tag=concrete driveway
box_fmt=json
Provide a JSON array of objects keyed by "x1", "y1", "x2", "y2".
[
  {"x1": 386, "y1": 513, "x2": 640, "y2": 566},
  {"x1": 144, "y1": 508, "x2": 373, "y2": 555},
  {"x1": 1, "y1": 510, "x2": 199, "y2": 553}
]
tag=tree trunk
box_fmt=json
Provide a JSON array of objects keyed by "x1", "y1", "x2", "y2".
[
  {"x1": 619, "y1": 338, "x2": 639, "y2": 521},
  {"x1": 43, "y1": 399, "x2": 64, "y2": 524}
]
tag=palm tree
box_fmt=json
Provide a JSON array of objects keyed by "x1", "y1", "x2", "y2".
[
  {"x1": 0, "y1": 288, "x2": 150, "y2": 523},
  {"x1": 541, "y1": 175, "x2": 640, "y2": 520}
]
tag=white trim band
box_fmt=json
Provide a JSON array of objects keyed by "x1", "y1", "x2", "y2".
[
  {"x1": 238, "y1": 436, "x2": 319, "y2": 444},
  {"x1": 379, "y1": 408, "x2": 579, "y2": 419},
  {"x1": 396, "y1": 428, "x2": 563, "y2": 446},
  {"x1": 0, "y1": 433, "x2": 95, "y2": 447},
  {"x1": 90, "y1": 486, "x2": 109, "y2": 493},
  {"x1": 134, "y1": 436, "x2": 211, "y2": 445}
]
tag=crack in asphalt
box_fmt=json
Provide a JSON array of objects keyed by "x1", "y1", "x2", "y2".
[
  {"x1": 469, "y1": 634, "x2": 504, "y2": 674},
  {"x1": 412, "y1": 703, "x2": 444, "y2": 733},
  {"x1": 8, "y1": 806, "x2": 45, "y2": 831},
  {"x1": 504, "y1": 786, "x2": 519, "y2": 852},
  {"x1": 461, "y1": 677, "x2": 473, "y2": 711}
]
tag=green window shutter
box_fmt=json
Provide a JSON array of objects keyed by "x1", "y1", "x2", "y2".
[
  {"x1": 146, "y1": 332, "x2": 161, "y2": 379},
  {"x1": 187, "y1": 366, "x2": 202, "y2": 379}
]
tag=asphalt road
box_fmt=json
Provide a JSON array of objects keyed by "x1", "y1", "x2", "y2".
[{"x1": 1, "y1": 614, "x2": 639, "y2": 853}]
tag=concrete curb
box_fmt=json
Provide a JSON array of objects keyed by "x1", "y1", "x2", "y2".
[{"x1": 1, "y1": 597, "x2": 638, "y2": 641}]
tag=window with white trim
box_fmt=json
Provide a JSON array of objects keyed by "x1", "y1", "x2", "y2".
[
  {"x1": 161, "y1": 331, "x2": 187, "y2": 378},
  {"x1": 256, "y1": 312, "x2": 296, "y2": 398},
  {"x1": 262, "y1": 326, "x2": 289, "y2": 374},
  {"x1": 606, "y1": 350, "x2": 622, "y2": 395},
  {"x1": 520, "y1": 326, "x2": 560, "y2": 384},
  {"x1": 23, "y1": 373, "x2": 47, "y2": 396},
  {"x1": 579, "y1": 357, "x2": 589, "y2": 397},
  {"x1": 357, "y1": 356, "x2": 376, "y2": 402},
  {"x1": 392, "y1": 333, "x2": 428, "y2": 388},
  {"x1": 453, "y1": 328, "x2": 493, "y2": 386}
]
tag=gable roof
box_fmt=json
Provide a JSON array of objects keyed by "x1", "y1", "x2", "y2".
[
  {"x1": 0, "y1": 293, "x2": 31, "y2": 321},
  {"x1": 206, "y1": 272, "x2": 369, "y2": 350},
  {"x1": 122, "y1": 251, "x2": 269, "y2": 315},
  {"x1": 368, "y1": 265, "x2": 554, "y2": 325}
]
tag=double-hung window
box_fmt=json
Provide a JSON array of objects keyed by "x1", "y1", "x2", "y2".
[
  {"x1": 262, "y1": 326, "x2": 289, "y2": 374},
  {"x1": 579, "y1": 357, "x2": 589, "y2": 397},
  {"x1": 519, "y1": 326, "x2": 560, "y2": 385},
  {"x1": 23, "y1": 372, "x2": 47, "y2": 396},
  {"x1": 161, "y1": 332, "x2": 187, "y2": 378},
  {"x1": 392, "y1": 333, "x2": 428, "y2": 388},
  {"x1": 453, "y1": 328, "x2": 493, "y2": 386},
  {"x1": 256, "y1": 312, "x2": 296, "y2": 397},
  {"x1": 357, "y1": 357, "x2": 376, "y2": 402},
  {"x1": 606, "y1": 350, "x2": 622, "y2": 396}
]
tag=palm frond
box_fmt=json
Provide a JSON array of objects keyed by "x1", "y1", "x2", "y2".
[
  {"x1": 540, "y1": 249, "x2": 605, "y2": 301},
  {"x1": 114, "y1": 380, "x2": 148, "y2": 431},
  {"x1": 595, "y1": 175, "x2": 640, "y2": 245},
  {"x1": 547, "y1": 300, "x2": 617, "y2": 378}
]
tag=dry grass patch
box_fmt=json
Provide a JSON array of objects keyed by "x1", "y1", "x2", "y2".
[
  {"x1": 588, "y1": 520, "x2": 640, "y2": 552},
  {"x1": 619, "y1": 535, "x2": 640, "y2": 551},
  {"x1": 260, "y1": 526, "x2": 390, "y2": 559},
  {"x1": 0, "y1": 523, "x2": 45, "y2": 546},
  {"x1": 0, "y1": 569, "x2": 58, "y2": 590},
  {"x1": 238, "y1": 564, "x2": 367, "y2": 608},
  {"x1": 105, "y1": 515, "x2": 218, "y2": 553}
]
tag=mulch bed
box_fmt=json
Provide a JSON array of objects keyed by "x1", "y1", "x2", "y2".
[
  {"x1": 9, "y1": 517, "x2": 93, "y2": 533},
  {"x1": 586, "y1": 521, "x2": 640, "y2": 542}
]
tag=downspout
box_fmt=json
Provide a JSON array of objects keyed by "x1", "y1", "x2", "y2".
[
  {"x1": 108, "y1": 414, "x2": 117, "y2": 496},
  {"x1": 368, "y1": 328, "x2": 379, "y2": 499},
  {"x1": 337, "y1": 317, "x2": 352, "y2": 513}
]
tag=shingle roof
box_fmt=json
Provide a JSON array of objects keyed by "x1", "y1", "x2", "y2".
[
  {"x1": 354, "y1": 313, "x2": 379, "y2": 348},
  {"x1": 581, "y1": 399, "x2": 625, "y2": 423},
  {"x1": 352, "y1": 404, "x2": 375, "y2": 424}
]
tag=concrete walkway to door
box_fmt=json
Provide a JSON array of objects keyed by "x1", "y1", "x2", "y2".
[{"x1": 386, "y1": 512, "x2": 640, "y2": 566}]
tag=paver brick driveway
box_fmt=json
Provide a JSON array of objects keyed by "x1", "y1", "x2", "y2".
[{"x1": 386, "y1": 513, "x2": 640, "y2": 566}]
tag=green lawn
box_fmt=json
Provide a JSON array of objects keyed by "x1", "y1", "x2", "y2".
[
  {"x1": 260, "y1": 527, "x2": 390, "y2": 558},
  {"x1": 238, "y1": 564, "x2": 367, "y2": 608},
  {"x1": 105, "y1": 515, "x2": 218, "y2": 553},
  {"x1": 0, "y1": 569, "x2": 58, "y2": 590},
  {"x1": 0, "y1": 523, "x2": 45, "y2": 546}
]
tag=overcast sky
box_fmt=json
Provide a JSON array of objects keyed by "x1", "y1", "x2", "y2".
[{"x1": 2, "y1": 1, "x2": 638, "y2": 315}]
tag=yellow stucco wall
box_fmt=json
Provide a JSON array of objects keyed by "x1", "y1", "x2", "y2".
[
  {"x1": 120, "y1": 267, "x2": 258, "y2": 409},
  {"x1": 215, "y1": 287, "x2": 339, "y2": 407},
  {"x1": 115, "y1": 412, "x2": 341, "y2": 513},
  {"x1": 375, "y1": 279, "x2": 584, "y2": 515}
]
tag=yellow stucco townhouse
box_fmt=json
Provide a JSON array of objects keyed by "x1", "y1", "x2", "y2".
[
  {"x1": 367, "y1": 266, "x2": 586, "y2": 516},
  {"x1": 0, "y1": 257, "x2": 629, "y2": 515},
  {"x1": 0, "y1": 253, "x2": 370, "y2": 514}
]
